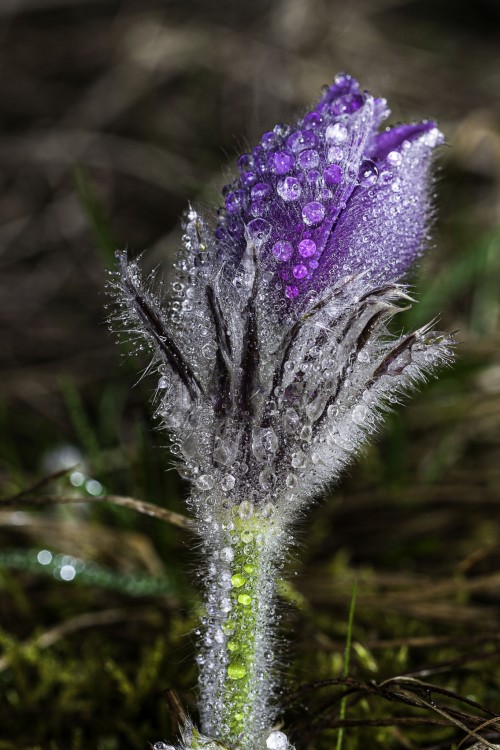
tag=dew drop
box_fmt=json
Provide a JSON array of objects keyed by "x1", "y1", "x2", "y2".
[
  {"x1": 260, "y1": 502, "x2": 275, "y2": 518},
  {"x1": 246, "y1": 218, "x2": 272, "y2": 245},
  {"x1": 285, "y1": 284, "x2": 299, "y2": 299},
  {"x1": 222, "y1": 619, "x2": 235, "y2": 634},
  {"x1": 231, "y1": 573, "x2": 246, "y2": 588},
  {"x1": 251, "y1": 182, "x2": 272, "y2": 200},
  {"x1": 298, "y1": 239, "x2": 316, "y2": 258},
  {"x1": 327, "y1": 145, "x2": 344, "y2": 163},
  {"x1": 284, "y1": 407, "x2": 300, "y2": 432},
  {"x1": 227, "y1": 639, "x2": 239, "y2": 652},
  {"x1": 292, "y1": 263, "x2": 308, "y2": 280},
  {"x1": 228, "y1": 662, "x2": 247, "y2": 679},
  {"x1": 387, "y1": 150, "x2": 402, "y2": 166},
  {"x1": 291, "y1": 450, "x2": 307, "y2": 469},
  {"x1": 158, "y1": 376, "x2": 169, "y2": 389},
  {"x1": 286, "y1": 129, "x2": 316, "y2": 153},
  {"x1": 277, "y1": 177, "x2": 302, "y2": 202},
  {"x1": 323, "y1": 164, "x2": 343, "y2": 185},
  {"x1": 220, "y1": 546, "x2": 234, "y2": 563},
  {"x1": 359, "y1": 159, "x2": 378, "y2": 187},
  {"x1": 214, "y1": 628, "x2": 225, "y2": 644},
  {"x1": 285, "y1": 473, "x2": 297, "y2": 488},
  {"x1": 325, "y1": 122, "x2": 348, "y2": 144},
  {"x1": 303, "y1": 111, "x2": 322, "y2": 129},
  {"x1": 266, "y1": 731, "x2": 289, "y2": 750},
  {"x1": 225, "y1": 190, "x2": 245, "y2": 213},
  {"x1": 196, "y1": 474, "x2": 214, "y2": 491},
  {"x1": 272, "y1": 240, "x2": 293, "y2": 261},
  {"x1": 387, "y1": 349, "x2": 412, "y2": 374},
  {"x1": 297, "y1": 148, "x2": 319, "y2": 170},
  {"x1": 351, "y1": 404, "x2": 368, "y2": 425},
  {"x1": 259, "y1": 468, "x2": 276, "y2": 490},
  {"x1": 221, "y1": 474, "x2": 236, "y2": 492},
  {"x1": 273, "y1": 151, "x2": 294, "y2": 175},
  {"x1": 238, "y1": 500, "x2": 254, "y2": 520},
  {"x1": 300, "y1": 425, "x2": 313, "y2": 442},
  {"x1": 202, "y1": 343, "x2": 217, "y2": 359},
  {"x1": 238, "y1": 593, "x2": 252, "y2": 606},
  {"x1": 302, "y1": 201, "x2": 325, "y2": 226}
]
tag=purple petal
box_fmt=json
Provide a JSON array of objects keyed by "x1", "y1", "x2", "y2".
[
  {"x1": 320, "y1": 125, "x2": 444, "y2": 285},
  {"x1": 213, "y1": 76, "x2": 442, "y2": 308},
  {"x1": 369, "y1": 121, "x2": 440, "y2": 161}
]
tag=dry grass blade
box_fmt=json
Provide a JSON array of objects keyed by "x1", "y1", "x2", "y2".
[{"x1": 0, "y1": 493, "x2": 194, "y2": 530}]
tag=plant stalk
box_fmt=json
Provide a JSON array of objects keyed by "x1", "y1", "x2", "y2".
[{"x1": 198, "y1": 503, "x2": 280, "y2": 750}]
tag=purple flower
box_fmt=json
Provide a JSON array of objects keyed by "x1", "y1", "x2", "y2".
[
  {"x1": 215, "y1": 73, "x2": 442, "y2": 307},
  {"x1": 112, "y1": 74, "x2": 452, "y2": 514}
]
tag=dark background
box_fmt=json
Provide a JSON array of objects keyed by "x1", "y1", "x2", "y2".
[{"x1": 1, "y1": 1, "x2": 500, "y2": 749}]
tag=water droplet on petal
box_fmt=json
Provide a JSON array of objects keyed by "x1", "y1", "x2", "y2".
[
  {"x1": 237, "y1": 593, "x2": 252, "y2": 606},
  {"x1": 327, "y1": 145, "x2": 344, "y2": 163},
  {"x1": 273, "y1": 151, "x2": 294, "y2": 175},
  {"x1": 387, "y1": 150, "x2": 402, "y2": 166},
  {"x1": 220, "y1": 546, "x2": 234, "y2": 562},
  {"x1": 302, "y1": 201, "x2": 325, "y2": 226},
  {"x1": 251, "y1": 182, "x2": 272, "y2": 200},
  {"x1": 298, "y1": 239, "x2": 316, "y2": 258},
  {"x1": 246, "y1": 218, "x2": 272, "y2": 245},
  {"x1": 359, "y1": 159, "x2": 379, "y2": 187},
  {"x1": 202, "y1": 343, "x2": 217, "y2": 359},
  {"x1": 272, "y1": 240, "x2": 293, "y2": 261},
  {"x1": 293, "y1": 263, "x2": 308, "y2": 279},
  {"x1": 298, "y1": 148, "x2": 319, "y2": 170},
  {"x1": 285, "y1": 284, "x2": 299, "y2": 299},
  {"x1": 225, "y1": 190, "x2": 245, "y2": 213},
  {"x1": 277, "y1": 177, "x2": 302, "y2": 202},
  {"x1": 158, "y1": 376, "x2": 169, "y2": 389},
  {"x1": 237, "y1": 154, "x2": 252, "y2": 173},
  {"x1": 303, "y1": 111, "x2": 322, "y2": 129},
  {"x1": 323, "y1": 164, "x2": 343, "y2": 185},
  {"x1": 287, "y1": 129, "x2": 317, "y2": 153},
  {"x1": 325, "y1": 122, "x2": 348, "y2": 144}
]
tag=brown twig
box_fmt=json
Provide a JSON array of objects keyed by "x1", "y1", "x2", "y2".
[{"x1": 0, "y1": 493, "x2": 194, "y2": 531}]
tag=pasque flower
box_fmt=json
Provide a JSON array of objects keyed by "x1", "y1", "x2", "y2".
[{"x1": 111, "y1": 74, "x2": 453, "y2": 750}]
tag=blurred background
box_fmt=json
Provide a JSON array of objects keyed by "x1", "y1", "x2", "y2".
[{"x1": 1, "y1": 1, "x2": 500, "y2": 749}]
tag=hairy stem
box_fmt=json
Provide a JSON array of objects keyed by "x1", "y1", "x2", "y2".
[{"x1": 198, "y1": 503, "x2": 281, "y2": 750}]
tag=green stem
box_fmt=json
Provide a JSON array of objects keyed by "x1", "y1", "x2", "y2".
[{"x1": 199, "y1": 504, "x2": 278, "y2": 750}]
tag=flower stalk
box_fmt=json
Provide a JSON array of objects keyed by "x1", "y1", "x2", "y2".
[{"x1": 198, "y1": 503, "x2": 281, "y2": 749}]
